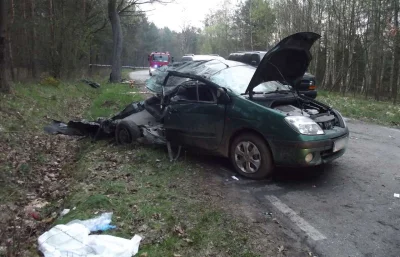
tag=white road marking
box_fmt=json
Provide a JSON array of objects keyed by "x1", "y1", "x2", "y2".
[{"x1": 266, "y1": 195, "x2": 327, "y2": 241}]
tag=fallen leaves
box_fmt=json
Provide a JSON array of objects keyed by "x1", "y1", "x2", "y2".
[
  {"x1": 183, "y1": 238, "x2": 193, "y2": 244},
  {"x1": 173, "y1": 225, "x2": 185, "y2": 237},
  {"x1": 0, "y1": 132, "x2": 80, "y2": 255},
  {"x1": 152, "y1": 213, "x2": 161, "y2": 220}
]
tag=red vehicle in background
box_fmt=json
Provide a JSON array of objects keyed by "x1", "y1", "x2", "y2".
[{"x1": 148, "y1": 52, "x2": 171, "y2": 76}]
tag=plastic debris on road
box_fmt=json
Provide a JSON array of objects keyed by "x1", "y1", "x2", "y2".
[
  {"x1": 394, "y1": 193, "x2": 400, "y2": 198},
  {"x1": 60, "y1": 209, "x2": 70, "y2": 217},
  {"x1": 67, "y1": 212, "x2": 116, "y2": 232},
  {"x1": 38, "y1": 213, "x2": 142, "y2": 257},
  {"x1": 232, "y1": 176, "x2": 239, "y2": 181}
]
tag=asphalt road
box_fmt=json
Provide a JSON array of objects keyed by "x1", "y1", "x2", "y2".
[
  {"x1": 130, "y1": 70, "x2": 400, "y2": 257},
  {"x1": 129, "y1": 69, "x2": 150, "y2": 82}
]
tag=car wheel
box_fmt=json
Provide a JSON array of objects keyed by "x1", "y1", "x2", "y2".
[
  {"x1": 149, "y1": 72, "x2": 152, "y2": 76},
  {"x1": 115, "y1": 120, "x2": 141, "y2": 145},
  {"x1": 230, "y1": 133, "x2": 273, "y2": 179}
]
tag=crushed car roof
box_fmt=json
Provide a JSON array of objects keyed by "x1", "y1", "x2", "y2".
[{"x1": 145, "y1": 59, "x2": 246, "y2": 95}]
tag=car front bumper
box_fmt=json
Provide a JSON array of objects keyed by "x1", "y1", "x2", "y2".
[{"x1": 270, "y1": 133, "x2": 349, "y2": 167}]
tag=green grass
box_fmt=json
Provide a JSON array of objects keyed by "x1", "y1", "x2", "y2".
[
  {"x1": 58, "y1": 144, "x2": 257, "y2": 257},
  {"x1": 0, "y1": 81, "x2": 96, "y2": 132},
  {"x1": 317, "y1": 91, "x2": 400, "y2": 127},
  {"x1": 86, "y1": 83, "x2": 141, "y2": 118},
  {"x1": 0, "y1": 74, "x2": 260, "y2": 257}
]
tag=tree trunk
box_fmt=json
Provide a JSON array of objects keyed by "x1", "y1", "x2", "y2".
[
  {"x1": 371, "y1": 0, "x2": 381, "y2": 101},
  {"x1": 7, "y1": 0, "x2": 15, "y2": 81},
  {"x1": 28, "y1": 0, "x2": 37, "y2": 78},
  {"x1": 391, "y1": 0, "x2": 399, "y2": 104},
  {"x1": 48, "y1": 0, "x2": 59, "y2": 78},
  {"x1": 108, "y1": 0, "x2": 122, "y2": 83},
  {"x1": 0, "y1": 0, "x2": 10, "y2": 93}
]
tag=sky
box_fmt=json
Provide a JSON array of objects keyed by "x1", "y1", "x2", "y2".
[{"x1": 141, "y1": 0, "x2": 237, "y2": 32}]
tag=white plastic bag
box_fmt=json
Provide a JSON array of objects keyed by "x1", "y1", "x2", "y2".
[
  {"x1": 67, "y1": 212, "x2": 116, "y2": 232},
  {"x1": 38, "y1": 223, "x2": 142, "y2": 257}
]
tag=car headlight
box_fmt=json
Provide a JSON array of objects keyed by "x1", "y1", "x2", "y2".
[
  {"x1": 153, "y1": 64, "x2": 158, "y2": 68},
  {"x1": 336, "y1": 111, "x2": 347, "y2": 128},
  {"x1": 285, "y1": 116, "x2": 324, "y2": 135}
]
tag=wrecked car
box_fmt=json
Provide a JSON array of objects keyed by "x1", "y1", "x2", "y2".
[{"x1": 47, "y1": 32, "x2": 349, "y2": 179}]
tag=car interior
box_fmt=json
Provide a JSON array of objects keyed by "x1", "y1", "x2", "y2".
[{"x1": 171, "y1": 83, "x2": 215, "y2": 103}]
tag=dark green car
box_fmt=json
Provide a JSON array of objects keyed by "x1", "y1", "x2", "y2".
[{"x1": 117, "y1": 32, "x2": 349, "y2": 179}]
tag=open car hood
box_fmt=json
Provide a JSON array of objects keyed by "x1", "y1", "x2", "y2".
[{"x1": 245, "y1": 32, "x2": 321, "y2": 94}]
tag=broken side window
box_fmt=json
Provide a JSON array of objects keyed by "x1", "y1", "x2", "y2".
[{"x1": 171, "y1": 81, "x2": 216, "y2": 103}]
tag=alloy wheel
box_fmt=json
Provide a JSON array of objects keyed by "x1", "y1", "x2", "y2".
[{"x1": 234, "y1": 141, "x2": 261, "y2": 173}]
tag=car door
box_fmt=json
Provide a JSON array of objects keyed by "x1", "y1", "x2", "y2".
[{"x1": 164, "y1": 82, "x2": 226, "y2": 151}]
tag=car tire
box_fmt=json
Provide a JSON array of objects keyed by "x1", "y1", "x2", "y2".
[
  {"x1": 230, "y1": 133, "x2": 274, "y2": 179},
  {"x1": 115, "y1": 120, "x2": 141, "y2": 145}
]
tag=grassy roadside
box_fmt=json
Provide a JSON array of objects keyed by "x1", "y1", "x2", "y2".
[
  {"x1": 317, "y1": 91, "x2": 400, "y2": 127},
  {"x1": 58, "y1": 81, "x2": 258, "y2": 256},
  {"x1": 0, "y1": 76, "x2": 261, "y2": 256}
]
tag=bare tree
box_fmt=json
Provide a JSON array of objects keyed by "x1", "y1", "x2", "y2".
[
  {"x1": 28, "y1": 0, "x2": 37, "y2": 78},
  {"x1": 391, "y1": 0, "x2": 399, "y2": 104},
  {"x1": 0, "y1": 0, "x2": 10, "y2": 93},
  {"x1": 7, "y1": 0, "x2": 15, "y2": 81},
  {"x1": 108, "y1": 0, "x2": 123, "y2": 82},
  {"x1": 108, "y1": 0, "x2": 172, "y2": 83}
]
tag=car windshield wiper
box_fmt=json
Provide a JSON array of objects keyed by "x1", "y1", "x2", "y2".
[
  {"x1": 263, "y1": 90, "x2": 290, "y2": 95},
  {"x1": 240, "y1": 90, "x2": 290, "y2": 96}
]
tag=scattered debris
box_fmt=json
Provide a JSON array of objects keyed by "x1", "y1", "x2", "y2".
[
  {"x1": 44, "y1": 101, "x2": 145, "y2": 139},
  {"x1": 394, "y1": 193, "x2": 400, "y2": 198},
  {"x1": 167, "y1": 142, "x2": 182, "y2": 162},
  {"x1": 29, "y1": 211, "x2": 41, "y2": 221},
  {"x1": 38, "y1": 223, "x2": 141, "y2": 257},
  {"x1": 232, "y1": 176, "x2": 239, "y2": 181},
  {"x1": 173, "y1": 225, "x2": 185, "y2": 237},
  {"x1": 67, "y1": 212, "x2": 116, "y2": 232},
  {"x1": 183, "y1": 238, "x2": 194, "y2": 244},
  {"x1": 81, "y1": 79, "x2": 100, "y2": 89},
  {"x1": 60, "y1": 209, "x2": 70, "y2": 217},
  {"x1": 27, "y1": 198, "x2": 49, "y2": 210},
  {"x1": 278, "y1": 245, "x2": 285, "y2": 252},
  {"x1": 138, "y1": 224, "x2": 148, "y2": 233}
]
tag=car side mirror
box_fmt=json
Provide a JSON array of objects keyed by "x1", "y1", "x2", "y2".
[{"x1": 217, "y1": 87, "x2": 230, "y2": 104}]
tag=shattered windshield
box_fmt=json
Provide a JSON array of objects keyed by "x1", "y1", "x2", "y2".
[
  {"x1": 210, "y1": 66, "x2": 255, "y2": 94},
  {"x1": 210, "y1": 66, "x2": 291, "y2": 94}
]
